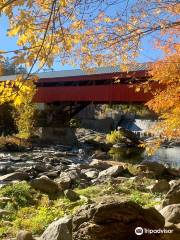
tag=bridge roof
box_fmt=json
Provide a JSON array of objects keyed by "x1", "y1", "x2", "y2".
[{"x1": 0, "y1": 62, "x2": 151, "y2": 81}]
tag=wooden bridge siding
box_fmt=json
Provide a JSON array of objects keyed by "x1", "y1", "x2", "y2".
[{"x1": 34, "y1": 84, "x2": 152, "y2": 103}]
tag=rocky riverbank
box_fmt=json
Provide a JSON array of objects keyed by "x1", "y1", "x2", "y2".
[{"x1": 0, "y1": 128, "x2": 179, "y2": 239}]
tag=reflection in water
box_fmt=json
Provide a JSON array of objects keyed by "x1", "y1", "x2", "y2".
[
  {"x1": 146, "y1": 147, "x2": 180, "y2": 169},
  {"x1": 109, "y1": 146, "x2": 180, "y2": 169},
  {"x1": 109, "y1": 147, "x2": 144, "y2": 164}
]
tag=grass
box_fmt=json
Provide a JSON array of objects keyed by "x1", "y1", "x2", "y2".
[
  {"x1": 0, "y1": 179, "x2": 163, "y2": 239},
  {"x1": 0, "y1": 182, "x2": 36, "y2": 209},
  {"x1": 0, "y1": 182, "x2": 86, "y2": 239}
]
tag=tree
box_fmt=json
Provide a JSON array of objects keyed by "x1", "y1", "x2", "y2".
[
  {"x1": 0, "y1": 57, "x2": 27, "y2": 76},
  {"x1": 0, "y1": 0, "x2": 179, "y2": 139},
  {"x1": 146, "y1": 45, "x2": 180, "y2": 140},
  {"x1": 0, "y1": 58, "x2": 37, "y2": 138},
  {"x1": 0, "y1": 1, "x2": 179, "y2": 70}
]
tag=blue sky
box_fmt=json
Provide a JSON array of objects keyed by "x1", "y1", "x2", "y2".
[{"x1": 0, "y1": 15, "x2": 163, "y2": 72}]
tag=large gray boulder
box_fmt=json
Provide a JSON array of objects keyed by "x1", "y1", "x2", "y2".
[
  {"x1": 30, "y1": 176, "x2": 60, "y2": 195},
  {"x1": 64, "y1": 189, "x2": 80, "y2": 201},
  {"x1": 98, "y1": 165, "x2": 124, "y2": 178},
  {"x1": 137, "y1": 161, "x2": 166, "y2": 177},
  {"x1": 56, "y1": 169, "x2": 88, "y2": 190},
  {"x1": 0, "y1": 172, "x2": 29, "y2": 182},
  {"x1": 149, "y1": 179, "x2": 170, "y2": 193},
  {"x1": 72, "y1": 200, "x2": 165, "y2": 240},
  {"x1": 84, "y1": 170, "x2": 99, "y2": 179},
  {"x1": 160, "y1": 204, "x2": 180, "y2": 224},
  {"x1": 40, "y1": 216, "x2": 72, "y2": 240},
  {"x1": 162, "y1": 179, "x2": 180, "y2": 207},
  {"x1": 89, "y1": 159, "x2": 111, "y2": 170}
]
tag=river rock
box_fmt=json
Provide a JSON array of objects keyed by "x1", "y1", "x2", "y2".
[
  {"x1": 92, "y1": 150, "x2": 110, "y2": 160},
  {"x1": 98, "y1": 165, "x2": 124, "y2": 178},
  {"x1": 162, "y1": 179, "x2": 180, "y2": 207},
  {"x1": 0, "y1": 172, "x2": 29, "y2": 182},
  {"x1": 137, "y1": 161, "x2": 166, "y2": 177},
  {"x1": 0, "y1": 165, "x2": 8, "y2": 174},
  {"x1": 89, "y1": 159, "x2": 111, "y2": 170},
  {"x1": 72, "y1": 200, "x2": 165, "y2": 240},
  {"x1": 64, "y1": 189, "x2": 80, "y2": 201},
  {"x1": 160, "y1": 204, "x2": 180, "y2": 224},
  {"x1": 166, "y1": 167, "x2": 180, "y2": 178},
  {"x1": 30, "y1": 176, "x2": 60, "y2": 195},
  {"x1": 16, "y1": 230, "x2": 35, "y2": 240},
  {"x1": 149, "y1": 179, "x2": 170, "y2": 193},
  {"x1": 84, "y1": 170, "x2": 99, "y2": 179},
  {"x1": 57, "y1": 169, "x2": 88, "y2": 190},
  {"x1": 38, "y1": 171, "x2": 59, "y2": 179},
  {"x1": 33, "y1": 163, "x2": 52, "y2": 173},
  {"x1": 40, "y1": 216, "x2": 72, "y2": 240}
]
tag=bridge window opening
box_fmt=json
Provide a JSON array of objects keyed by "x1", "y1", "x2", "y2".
[{"x1": 37, "y1": 76, "x2": 147, "y2": 88}]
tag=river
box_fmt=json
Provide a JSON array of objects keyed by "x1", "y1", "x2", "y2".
[{"x1": 109, "y1": 146, "x2": 180, "y2": 169}]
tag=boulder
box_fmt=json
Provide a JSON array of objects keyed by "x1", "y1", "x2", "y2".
[
  {"x1": 165, "y1": 222, "x2": 180, "y2": 240},
  {"x1": 160, "y1": 204, "x2": 180, "y2": 224},
  {"x1": 64, "y1": 189, "x2": 80, "y2": 201},
  {"x1": 16, "y1": 230, "x2": 35, "y2": 240},
  {"x1": 38, "y1": 171, "x2": 59, "y2": 179},
  {"x1": 40, "y1": 216, "x2": 72, "y2": 240},
  {"x1": 57, "y1": 175, "x2": 71, "y2": 190},
  {"x1": 89, "y1": 159, "x2": 111, "y2": 170},
  {"x1": 162, "y1": 179, "x2": 180, "y2": 207},
  {"x1": 98, "y1": 165, "x2": 124, "y2": 178},
  {"x1": 33, "y1": 163, "x2": 52, "y2": 173},
  {"x1": 72, "y1": 200, "x2": 165, "y2": 240},
  {"x1": 84, "y1": 170, "x2": 99, "y2": 179},
  {"x1": 166, "y1": 168, "x2": 180, "y2": 178},
  {"x1": 92, "y1": 150, "x2": 110, "y2": 160},
  {"x1": 56, "y1": 169, "x2": 88, "y2": 190},
  {"x1": 137, "y1": 161, "x2": 166, "y2": 177},
  {"x1": 149, "y1": 179, "x2": 170, "y2": 193},
  {"x1": 0, "y1": 172, "x2": 29, "y2": 182},
  {"x1": 30, "y1": 176, "x2": 60, "y2": 195}
]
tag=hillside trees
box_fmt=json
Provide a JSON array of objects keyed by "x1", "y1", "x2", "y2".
[{"x1": 0, "y1": 0, "x2": 179, "y2": 139}]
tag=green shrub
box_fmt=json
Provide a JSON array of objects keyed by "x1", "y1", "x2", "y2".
[
  {"x1": 106, "y1": 130, "x2": 124, "y2": 144},
  {"x1": 14, "y1": 102, "x2": 36, "y2": 139},
  {"x1": 0, "y1": 182, "x2": 34, "y2": 209}
]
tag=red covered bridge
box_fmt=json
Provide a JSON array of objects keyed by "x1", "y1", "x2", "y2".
[{"x1": 34, "y1": 63, "x2": 152, "y2": 104}]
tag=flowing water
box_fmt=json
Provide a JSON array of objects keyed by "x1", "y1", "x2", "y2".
[{"x1": 117, "y1": 118, "x2": 180, "y2": 168}]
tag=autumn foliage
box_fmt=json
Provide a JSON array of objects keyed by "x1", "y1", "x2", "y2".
[
  {"x1": 147, "y1": 45, "x2": 180, "y2": 139},
  {"x1": 0, "y1": 0, "x2": 179, "y2": 141}
]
